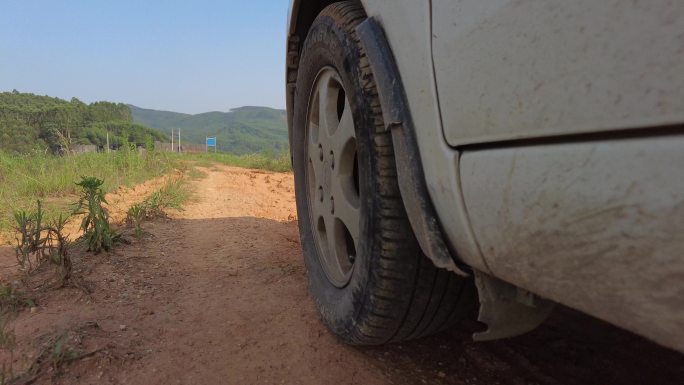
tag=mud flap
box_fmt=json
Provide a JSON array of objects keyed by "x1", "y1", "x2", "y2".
[
  {"x1": 356, "y1": 17, "x2": 468, "y2": 276},
  {"x1": 473, "y1": 271, "x2": 555, "y2": 341}
]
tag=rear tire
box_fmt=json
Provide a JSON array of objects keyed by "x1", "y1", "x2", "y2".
[{"x1": 292, "y1": 2, "x2": 476, "y2": 345}]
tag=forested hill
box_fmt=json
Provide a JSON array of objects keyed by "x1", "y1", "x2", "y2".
[
  {"x1": 129, "y1": 105, "x2": 289, "y2": 154},
  {"x1": 0, "y1": 91, "x2": 166, "y2": 154}
]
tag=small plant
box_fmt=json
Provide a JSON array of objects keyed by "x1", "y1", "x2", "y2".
[
  {"x1": 73, "y1": 176, "x2": 116, "y2": 253},
  {"x1": 0, "y1": 284, "x2": 33, "y2": 383},
  {"x1": 0, "y1": 315, "x2": 16, "y2": 382},
  {"x1": 12, "y1": 201, "x2": 72, "y2": 286},
  {"x1": 50, "y1": 332, "x2": 79, "y2": 371},
  {"x1": 8, "y1": 330, "x2": 86, "y2": 383},
  {"x1": 13, "y1": 203, "x2": 44, "y2": 272},
  {"x1": 126, "y1": 203, "x2": 146, "y2": 238},
  {"x1": 45, "y1": 215, "x2": 71, "y2": 285},
  {"x1": 0, "y1": 286, "x2": 35, "y2": 313},
  {"x1": 0, "y1": 318, "x2": 15, "y2": 350}
]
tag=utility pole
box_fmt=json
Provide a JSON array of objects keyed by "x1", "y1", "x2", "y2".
[
  {"x1": 106, "y1": 132, "x2": 110, "y2": 153},
  {"x1": 178, "y1": 128, "x2": 181, "y2": 153},
  {"x1": 171, "y1": 128, "x2": 174, "y2": 152}
]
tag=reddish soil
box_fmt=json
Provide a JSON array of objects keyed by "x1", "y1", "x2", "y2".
[{"x1": 1, "y1": 164, "x2": 683, "y2": 384}]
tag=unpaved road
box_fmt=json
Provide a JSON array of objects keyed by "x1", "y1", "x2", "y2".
[{"x1": 2, "y1": 164, "x2": 684, "y2": 384}]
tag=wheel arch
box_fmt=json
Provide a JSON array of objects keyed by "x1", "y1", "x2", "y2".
[{"x1": 287, "y1": 1, "x2": 469, "y2": 276}]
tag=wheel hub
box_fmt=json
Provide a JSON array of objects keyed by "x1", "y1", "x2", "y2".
[{"x1": 305, "y1": 67, "x2": 360, "y2": 288}]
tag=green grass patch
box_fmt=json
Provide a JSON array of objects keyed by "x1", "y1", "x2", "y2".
[{"x1": 0, "y1": 151, "x2": 180, "y2": 232}]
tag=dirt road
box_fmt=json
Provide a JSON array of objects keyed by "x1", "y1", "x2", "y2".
[{"x1": 3, "y1": 164, "x2": 683, "y2": 384}]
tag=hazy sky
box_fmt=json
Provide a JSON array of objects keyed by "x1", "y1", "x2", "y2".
[{"x1": 0, "y1": 0, "x2": 288, "y2": 114}]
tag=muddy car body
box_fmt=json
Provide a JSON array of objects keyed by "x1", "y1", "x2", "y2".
[{"x1": 286, "y1": 0, "x2": 684, "y2": 352}]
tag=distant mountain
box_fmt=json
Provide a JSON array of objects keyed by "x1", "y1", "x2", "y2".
[{"x1": 129, "y1": 105, "x2": 289, "y2": 154}]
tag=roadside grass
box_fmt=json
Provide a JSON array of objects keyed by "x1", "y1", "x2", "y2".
[
  {"x1": 125, "y1": 175, "x2": 193, "y2": 238},
  {"x1": 0, "y1": 150, "x2": 289, "y2": 233},
  {"x1": 0, "y1": 151, "x2": 179, "y2": 232},
  {"x1": 159, "y1": 177, "x2": 192, "y2": 209},
  {"x1": 189, "y1": 151, "x2": 291, "y2": 173},
  {"x1": 187, "y1": 167, "x2": 207, "y2": 180},
  {"x1": 0, "y1": 154, "x2": 199, "y2": 382}
]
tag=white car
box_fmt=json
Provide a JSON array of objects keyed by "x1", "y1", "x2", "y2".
[{"x1": 286, "y1": 0, "x2": 684, "y2": 351}]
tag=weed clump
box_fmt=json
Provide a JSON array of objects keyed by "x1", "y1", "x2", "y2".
[
  {"x1": 125, "y1": 177, "x2": 189, "y2": 238},
  {"x1": 13, "y1": 201, "x2": 71, "y2": 286}
]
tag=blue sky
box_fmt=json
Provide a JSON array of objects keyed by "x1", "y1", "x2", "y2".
[{"x1": 0, "y1": 0, "x2": 288, "y2": 114}]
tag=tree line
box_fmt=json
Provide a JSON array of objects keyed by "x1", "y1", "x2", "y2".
[{"x1": 0, "y1": 90, "x2": 166, "y2": 154}]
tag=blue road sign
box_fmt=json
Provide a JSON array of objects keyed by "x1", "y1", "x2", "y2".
[{"x1": 206, "y1": 137, "x2": 216, "y2": 146}]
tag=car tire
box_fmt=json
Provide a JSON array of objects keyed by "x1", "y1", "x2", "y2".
[{"x1": 292, "y1": 1, "x2": 476, "y2": 345}]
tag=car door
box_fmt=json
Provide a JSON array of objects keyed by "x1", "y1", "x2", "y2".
[
  {"x1": 430, "y1": 0, "x2": 684, "y2": 352},
  {"x1": 431, "y1": 0, "x2": 684, "y2": 146}
]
